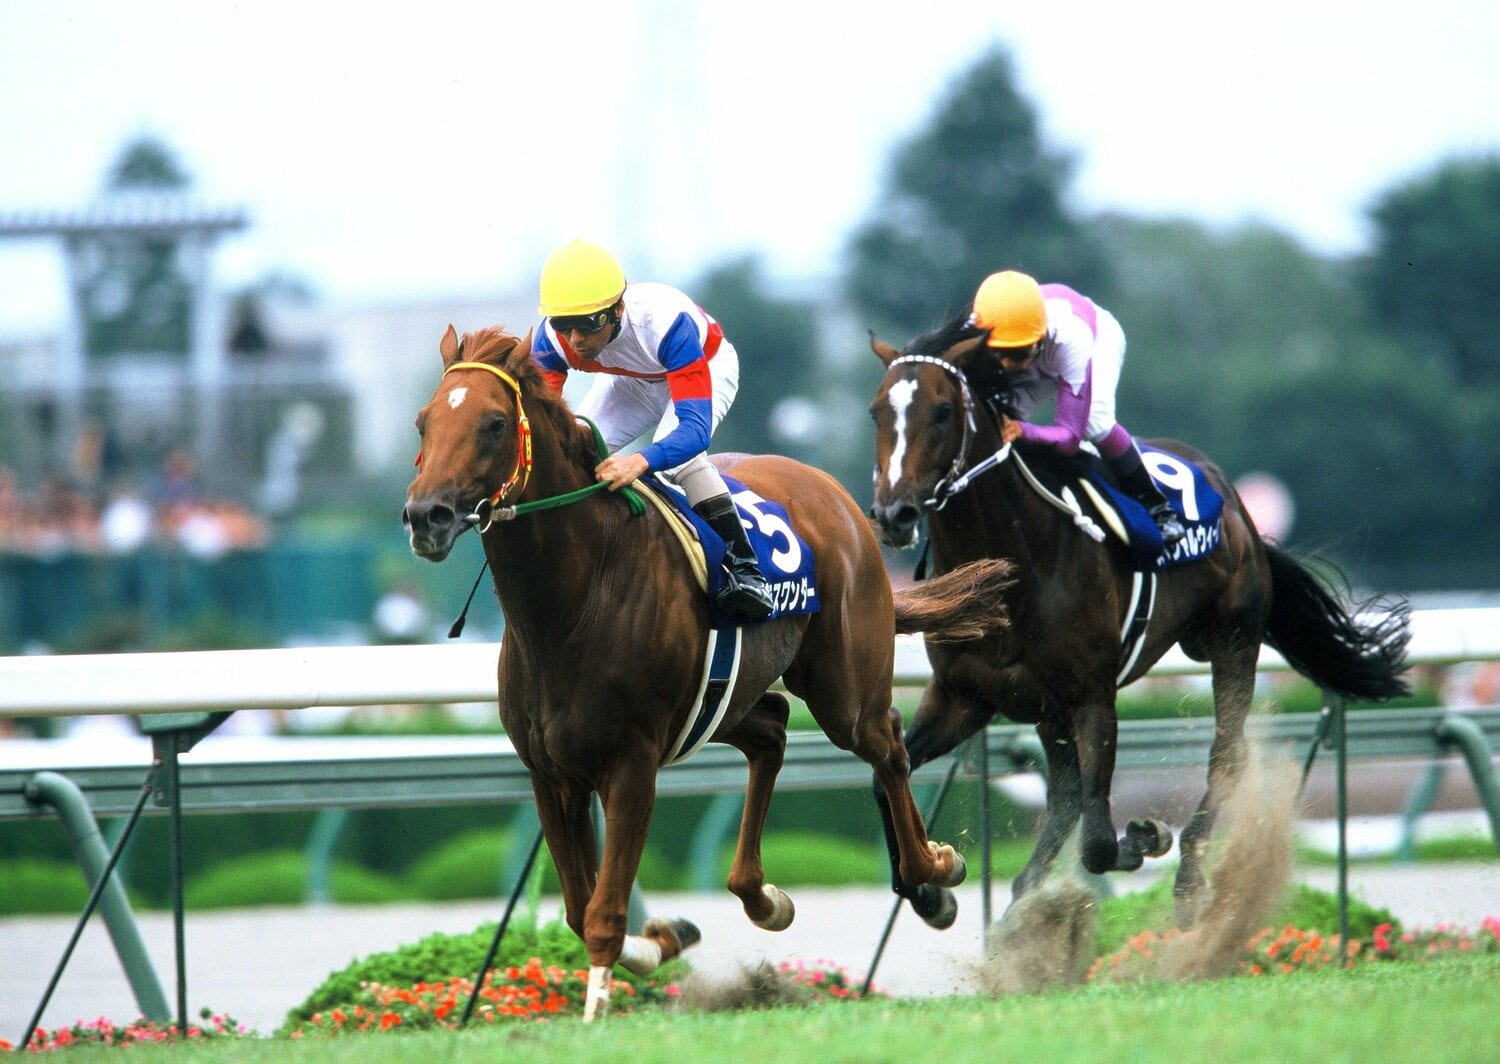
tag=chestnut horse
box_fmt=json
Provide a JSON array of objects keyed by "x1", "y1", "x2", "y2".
[
  {"x1": 866, "y1": 312, "x2": 1410, "y2": 929},
  {"x1": 404, "y1": 324, "x2": 1014, "y2": 1019}
]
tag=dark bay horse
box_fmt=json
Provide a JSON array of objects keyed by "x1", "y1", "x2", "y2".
[
  {"x1": 866, "y1": 312, "x2": 1411, "y2": 929},
  {"x1": 403, "y1": 324, "x2": 1014, "y2": 1019}
]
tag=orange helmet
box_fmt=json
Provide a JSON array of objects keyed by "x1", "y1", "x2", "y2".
[{"x1": 972, "y1": 270, "x2": 1047, "y2": 348}]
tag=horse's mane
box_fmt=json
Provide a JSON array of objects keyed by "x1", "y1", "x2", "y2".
[
  {"x1": 903, "y1": 309, "x2": 1019, "y2": 421},
  {"x1": 459, "y1": 325, "x2": 599, "y2": 473},
  {"x1": 904, "y1": 307, "x2": 985, "y2": 358}
]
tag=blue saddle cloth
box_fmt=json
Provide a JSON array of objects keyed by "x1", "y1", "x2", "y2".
[
  {"x1": 646, "y1": 473, "x2": 820, "y2": 627},
  {"x1": 1086, "y1": 445, "x2": 1225, "y2": 571}
]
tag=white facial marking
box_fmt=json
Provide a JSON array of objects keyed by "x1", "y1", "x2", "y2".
[
  {"x1": 447, "y1": 386, "x2": 468, "y2": 409},
  {"x1": 885, "y1": 380, "x2": 918, "y2": 491}
]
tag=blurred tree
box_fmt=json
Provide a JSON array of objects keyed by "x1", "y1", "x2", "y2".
[
  {"x1": 1359, "y1": 156, "x2": 1500, "y2": 387},
  {"x1": 845, "y1": 46, "x2": 1110, "y2": 339},
  {"x1": 1102, "y1": 216, "x2": 1361, "y2": 456},
  {"x1": 1098, "y1": 212, "x2": 1500, "y2": 590},
  {"x1": 691, "y1": 254, "x2": 820, "y2": 460}
]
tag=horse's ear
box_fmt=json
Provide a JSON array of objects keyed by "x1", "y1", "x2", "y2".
[
  {"x1": 946, "y1": 333, "x2": 989, "y2": 370},
  {"x1": 439, "y1": 324, "x2": 461, "y2": 365},
  {"x1": 870, "y1": 331, "x2": 901, "y2": 366},
  {"x1": 515, "y1": 328, "x2": 534, "y2": 364}
]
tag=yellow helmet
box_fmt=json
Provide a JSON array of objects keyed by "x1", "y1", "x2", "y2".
[
  {"x1": 537, "y1": 239, "x2": 627, "y2": 316},
  {"x1": 973, "y1": 270, "x2": 1047, "y2": 348}
]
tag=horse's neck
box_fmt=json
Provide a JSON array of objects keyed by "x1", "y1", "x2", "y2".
[
  {"x1": 480, "y1": 426, "x2": 610, "y2": 639},
  {"x1": 931, "y1": 430, "x2": 1058, "y2": 571}
]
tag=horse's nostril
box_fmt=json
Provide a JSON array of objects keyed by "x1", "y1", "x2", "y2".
[
  {"x1": 427, "y1": 504, "x2": 456, "y2": 530},
  {"x1": 895, "y1": 504, "x2": 920, "y2": 531}
]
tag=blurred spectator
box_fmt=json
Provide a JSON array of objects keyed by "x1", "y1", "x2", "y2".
[
  {"x1": 0, "y1": 465, "x2": 28, "y2": 549},
  {"x1": 99, "y1": 480, "x2": 155, "y2": 554},
  {"x1": 372, "y1": 583, "x2": 430, "y2": 644},
  {"x1": 1443, "y1": 661, "x2": 1500, "y2": 710},
  {"x1": 0, "y1": 450, "x2": 267, "y2": 557},
  {"x1": 152, "y1": 447, "x2": 202, "y2": 513},
  {"x1": 33, "y1": 470, "x2": 100, "y2": 555}
]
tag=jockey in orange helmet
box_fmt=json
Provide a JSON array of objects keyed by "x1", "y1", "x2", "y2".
[
  {"x1": 530, "y1": 238, "x2": 775, "y2": 621},
  {"x1": 971, "y1": 270, "x2": 1186, "y2": 547}
]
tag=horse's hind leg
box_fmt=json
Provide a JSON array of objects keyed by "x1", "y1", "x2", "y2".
[
  {"x1": 719, "y1": 692, "x2": 795, "y2": 930},
  {"x1": 1173, "y1": 643, "x2": 1256, "y2": 927},
  {"x1": 864, "y1": 702, "x2": 966, "y2": 890}
]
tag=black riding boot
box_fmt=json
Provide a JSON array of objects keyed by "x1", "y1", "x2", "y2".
[
  {"x1": 1108, "y1": 443, "x2": 1187, "y2": 547},
  {"x1": 692, "y1": 495, "x2": 776, "y2": 621}
]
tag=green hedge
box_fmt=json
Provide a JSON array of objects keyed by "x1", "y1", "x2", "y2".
[
  {"x1": 1093, "y1": 876, "x2": 1399, "y2": 956},
  {"x1": 0, "y1": 857, "x2": 95, "y2": 915},
  {"x1": 719, "y1": 831, "x2": 886, "y2": 887},
  {"x1": 407, "y1": 827, "x2": 684, "y2": 900},
  {"x1": 183, "y1": 850, "x2": 406, "y2": 909}
]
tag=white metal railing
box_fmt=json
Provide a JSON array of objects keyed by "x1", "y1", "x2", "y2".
[{"x1": 1, "y1": 608, "x2": 1497, "y2": 721}]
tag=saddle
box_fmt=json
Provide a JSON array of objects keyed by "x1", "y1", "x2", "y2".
[
  {"x1": 636, "y1": 474, "x2": 820, "y2": 627},
  {"x1": 633, "y1": 474, "x2": 820, "y2": 767},
  {"x1": 1011, "y1": 443, "x2": 1225, "y2": 572}
]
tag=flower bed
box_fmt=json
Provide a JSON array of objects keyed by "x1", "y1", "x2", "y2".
[{"x1": 1090, "y1": 914, "x2": 1500, "y2": 982}]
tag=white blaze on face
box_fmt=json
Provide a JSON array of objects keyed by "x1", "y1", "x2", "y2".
[
  {"x1": 884, "y1": 379, "x2": 918, "y2": 492},
  {"x1": 447, "y1": 386, "x2": 468, "y2": 409}
]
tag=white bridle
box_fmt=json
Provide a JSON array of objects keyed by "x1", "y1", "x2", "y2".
[{"x1": 886, "y1": 354, "x2": 1012, "y2": 511}]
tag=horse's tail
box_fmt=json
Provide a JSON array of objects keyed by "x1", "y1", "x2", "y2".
[
  {"x1": 893, "y1": 559, "x2": 1015, "y2": 643},
  {"x1": 1262, "y1": 543, "x2": 1411, "y2": 702}
]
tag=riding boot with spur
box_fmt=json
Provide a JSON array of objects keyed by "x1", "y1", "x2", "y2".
[
  {"x1": 692, "y1": 495, "x2": 776, "y2": 621},
  {"x1": 1108, "y1": 443, "x2": 1187, "y2": 548}
]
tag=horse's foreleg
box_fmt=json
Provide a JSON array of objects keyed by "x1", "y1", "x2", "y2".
[
  {"x1": 1072, "y1": 697, "x2": 1123, "y2": 875},
  {"x1": 530, "y1": 778, "x2": 597, "y2": 944},
  {"x1": 721, "y1": 693, "x2": 795, "y2": 930},
  {"x1": 1012, "y1": 718, "x2": 1085, "y2": 898},
  {"x1": 1174, "y1": 645, "x2": 1255, "y2": 927},
  {"x1": 583, "y1": 761, "x2": 695, "y2": 1021}
]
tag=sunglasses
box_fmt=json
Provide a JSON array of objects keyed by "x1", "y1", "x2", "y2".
[{"x1": 550, "y1": 309, "x2": 614, "y2": 336}]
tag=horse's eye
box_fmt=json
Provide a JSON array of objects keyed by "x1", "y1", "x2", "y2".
[
  {"x1": 931, "y1": 403, "x2": 953, "y2": 429},
  {"x1": 481, "y1": 413, "x2": 509, "y2": 439}
]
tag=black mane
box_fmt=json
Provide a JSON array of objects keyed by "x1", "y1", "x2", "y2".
[
  {"x1": 904, "y1": 307, "x2": 985, "y2": 357},
  {"x1": 903, "y1": 308, "x2": 1019, "y2": 421}
]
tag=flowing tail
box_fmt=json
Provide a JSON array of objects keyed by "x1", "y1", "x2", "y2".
[
  {"x1": 893, "y1": 559, "x2": 1014, "y2": 643},
  {"x1": 1262, "y1": 543, "x2": 1411, "y2": 702}
]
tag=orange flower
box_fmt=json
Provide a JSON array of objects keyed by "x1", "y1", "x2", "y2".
[{"x1": 379, "y1": 1012, "x2": 402, "y2": 1030}]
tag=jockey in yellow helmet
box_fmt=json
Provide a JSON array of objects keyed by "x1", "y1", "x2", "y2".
[
  {"x1": 971, "y1": 270, "x2": 1186, "y2": 547},
  {"x1": 531, "y1": 238, "x2": 775, "y2": 621}
]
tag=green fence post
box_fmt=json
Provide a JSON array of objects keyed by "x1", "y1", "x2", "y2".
[
  {"x1": 1434, "y1": 715, "x2": 1500, "y2": 858},
  {"x1": 22, "y1": 772, "x2": 171, "y2": 1023}
]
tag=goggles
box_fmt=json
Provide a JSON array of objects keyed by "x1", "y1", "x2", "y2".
[{"x1": 550, "y1": 308, "x2": 614, "y2": 336}]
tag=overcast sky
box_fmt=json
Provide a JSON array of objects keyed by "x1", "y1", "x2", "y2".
[{"x1": 1, "y1": 0, "x2": 1497, "y2": 335}]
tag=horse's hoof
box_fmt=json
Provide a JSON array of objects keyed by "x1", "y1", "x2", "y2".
[
  {"x1": 643, "y1": 916, "x2": 702, "y2": 958},
  {"x1": 1127, "y1": 818, "x2": 1173, "y2": 859},
  {"x1": 912, "y1": 885, "x2": 959, "y2": 930},
  {"x1": 929, "y1": 841, "x2": 967, "y2": 887},
  {"x1": 753, "y1": 884, "x2": 795, "y2": 931}
]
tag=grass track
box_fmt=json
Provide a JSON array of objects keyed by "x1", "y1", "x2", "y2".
[{"x1": 36, "y1": 954, "x2": 1499, "y2": 1063}]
